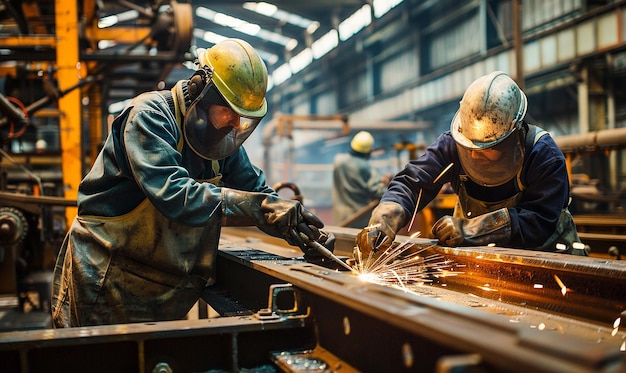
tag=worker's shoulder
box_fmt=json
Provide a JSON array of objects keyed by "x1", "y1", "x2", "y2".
[
  {"x1": 128, "y1": 91, "x2": 170, "y2": 114},
  {"x1": 334, "y1": 152, "x2": 352, "y2": 163}
]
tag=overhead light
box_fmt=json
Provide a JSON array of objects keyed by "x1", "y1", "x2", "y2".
[
  {"x1": 197, "y1": 7, "x2": 260, "y2": 35},
  {"x1": 98, "y1": 10, "x2": 139, "y2": 28},
  {"x1": 243, "y1": 2, "x2": 277, "y2": 17},
  {"x1": 243, "y1": 2, "x2": 319, "y2": 34},
  {"x1": 98, "y1": 40, "x2": 118, "y2": 49},
  {"x1": 311, "y1": 30, "x2": 338, "y2": 59},
  {"x1": 306, "y1": 22, "x2": 320, "y2": 34},
  {"x1": 272, "y1": 63, "x2": 292, "y2": 86},
  {"x1": 193, "y1": 28, "x2": 228, "y2": 45},
  {"x1": 373, "y1": 0, "x2": 404, "y2": 18},
  {"x1": 289, "y1": 48, "x2": 312, "y2": 74},
  {"x1": 197, "y1": 6, "x2": 296, "y2": 49},
  {"x1": 193, "y1": 28, "x2": 279, "y2": 66},
  {"x1": 338, "y1": 4, "x2": 372, "y2": 41}
]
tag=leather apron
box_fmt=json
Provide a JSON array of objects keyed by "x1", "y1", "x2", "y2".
[
  {"x1": 454, "y1": 175, "x2": 581, "y2": 254},
  {"x1": 52, "y1": 197, "x2": 220, "y2": 327}
]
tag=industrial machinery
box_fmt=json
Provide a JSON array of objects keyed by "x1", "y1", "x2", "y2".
[
  {"x1": 0, "y1": 0, "x2": 193, "y2": 331},
  {"x1": 1, "y1": 227, "x2": 625, "y2": 372}
]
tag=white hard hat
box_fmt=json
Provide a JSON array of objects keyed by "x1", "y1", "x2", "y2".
[
  {"x1": 451, "y1": 71, "x2": 527, "y2": 187},
  {"x1": 451, "y1": 71, "x2": 527, "y2": 149}
]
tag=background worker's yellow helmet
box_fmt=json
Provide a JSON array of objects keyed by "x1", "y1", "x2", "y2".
[
  {"x1": 183, "y1": 39, "x2": 268, "y2": 160},
  {"x1": 351, "y1": 131, "x2": 374, "y2": 154}
]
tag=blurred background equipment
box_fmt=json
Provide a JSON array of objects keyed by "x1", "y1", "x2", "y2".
[{"x1": 0, "y1": 0, "x2": 193, "y2": 331}]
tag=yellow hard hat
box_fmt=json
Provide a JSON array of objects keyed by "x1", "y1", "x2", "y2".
[
  {"x1": 198, "y1": 38, "x2": 268, "y2": 118},
  {"x1": 351, "y1": 131, "x2": 374, "y2": 154}
]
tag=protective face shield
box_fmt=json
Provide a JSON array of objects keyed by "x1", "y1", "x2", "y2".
[
  {"x1": 451, "y1": 71, "x2": 527, "y2": 186},
  {"x1": 455, "y1": 127, "x2": 524, "y2": 186},
  {"x1": 183, "y1": 68, "x2": 263, "y2": 160},
  {"x1": 183, "y1": 38, "x2": 268, "y2": 160}
]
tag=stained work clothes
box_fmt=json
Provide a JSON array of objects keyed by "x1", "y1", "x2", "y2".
[
  {"x1": 52, "y1": 91, "x2": 275, "y2": 327},
  {"x1": 381, "y1": 123, "x2": 580, "y2": 252},
  {"x1": 332, "y1": 150, "x2": 387, "y2": 227}
]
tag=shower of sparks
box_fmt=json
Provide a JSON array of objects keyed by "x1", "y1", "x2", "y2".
[
  {"x1": 406, "y1": 163, "x2": 454, "y2": 233},
  {"x1": 553, "y1": 274, "x2": 568, "y2": 296},
  {"x1": 352, "y1": 232, "x2": 458, "y2": 290}
]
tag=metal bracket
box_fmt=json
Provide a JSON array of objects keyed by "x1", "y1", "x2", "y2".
[{"x1": 254, "y1": 283, "x2": 309, "y2": 320}]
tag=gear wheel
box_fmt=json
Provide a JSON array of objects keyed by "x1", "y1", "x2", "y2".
[{"x1": 0, "y1": 207, "x2": 28, "y2": 245}]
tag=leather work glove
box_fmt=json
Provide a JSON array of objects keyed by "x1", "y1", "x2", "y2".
[
  {"x1": 302, "y1": 229, "x2": 336, "y2": 261},
  {"x1": 432, "y1": 208, "x2": 511, "y2": 247},
  {"x1": 221, "y1": 188, "x2": 324, "y2": 252},
  {"x1": 355, "y1": 202, "x2": 406, "y2": 257}
]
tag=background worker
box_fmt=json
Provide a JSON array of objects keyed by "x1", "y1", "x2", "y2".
[
  {"x1": 52, "y1": 39, "x2": 334, "y2": 327},
  {"x1": 332, "y1": 131, "x2": 390, "y2": 227},
  {"x1": 356, "y1": 71, "x2": 584, "y2": 256}
]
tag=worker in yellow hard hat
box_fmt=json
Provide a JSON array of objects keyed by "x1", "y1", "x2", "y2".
[
  {"x1": 356, "y1": 71, "x2": 584, "y2": 256},
  {"x1": 51, "y1": 39, "x2": 334, "y2": 327},
  {"x1": 332, "y1": 131, "x2": 390, "y2": 227}
]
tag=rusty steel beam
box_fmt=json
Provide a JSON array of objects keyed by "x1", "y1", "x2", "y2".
[
  {"x1": 213, "y1": 227, "x2": 626, "y2": 372},
  {"x1": 1, "y1": 228, "x2": 625, "y2": 372}
]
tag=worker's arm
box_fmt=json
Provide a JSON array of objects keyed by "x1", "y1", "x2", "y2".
[
  {"x1": 509, "y1": 135, "x2": 571, "y2": 248},
  {"x1": 381, "y1": 133, "x2": 460, "y2": 221}
]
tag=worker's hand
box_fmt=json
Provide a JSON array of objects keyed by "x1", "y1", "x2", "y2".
[
  {"x1": 431, "y1": 216, "x2": 464, "y2": 246},
  {"x1": 432, "y1": 208, "x2": 512, "y2": 247},
  {"x1": 303, "y1": 229, "x2": 336, "y2": 261},
  {"x1": 355, "y1": 202, "x2": 406, "y2": 257},
  {"x1": 221, "y1": 188, "x2": 324, "y2": 252},
  {"x1": 263, "y1": 197, "x2": 324, "y2": 250}
]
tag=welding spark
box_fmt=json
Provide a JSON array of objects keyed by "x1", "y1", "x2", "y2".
[
  {"x1": 351, "y1": 232, "x2": 458, "y2": 290},
  {"x1": 407, "y1": 163, "x2": 454, "y2": 233},
  {"x1": 553, "y1": 274, "x2": 568, "y2": 296},
  {"x1": 406, "y1": 189, "x2": 423, "y2": 233}
]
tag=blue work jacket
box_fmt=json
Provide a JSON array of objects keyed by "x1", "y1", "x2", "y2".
[
  {"x1": 382, "y1": 128, "x2": 571, "y2": 249},
  {"x1": 78, "y1": 91, "x2": 275, "y2": 223}
]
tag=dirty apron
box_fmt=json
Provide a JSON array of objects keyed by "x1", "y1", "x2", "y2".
[
  {"x1": 51, "y1": 193, "x2": 221, "y2": 327},
  {"x1": 454, "y1": 174, "x2": 581, "y2": 254}
]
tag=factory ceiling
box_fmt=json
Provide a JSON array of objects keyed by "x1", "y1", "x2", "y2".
[
  {"x1": 192, "y1": 0, "x2": 367, "y2": 66},
  {"x1": 0, "y1": 0, "x2": 379, "y2": 113}
]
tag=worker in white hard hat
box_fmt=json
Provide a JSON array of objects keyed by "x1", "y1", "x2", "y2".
[
  {"x1": 51, "y1": 39, "x2": 334, "y2": 327},
  {"x1": 356, "y1": 71, "x2": 584, "y2": 256},
  {"x1": 332, "y1": 131, "x2": 390, "y2": 227}
]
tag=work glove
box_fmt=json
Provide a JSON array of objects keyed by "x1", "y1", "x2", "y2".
[
  {"x1": 355, "y1": 202, "x2": 406, "y2": 257},
  {"x1": 221, "y1": 188, "x2": 324, "y2": 252},
  {"x1": 302, "y1": 229, "x2": 337, "y2": 262},
  {"x1": 432, "y1": 208, "x2": 511, "y2": 247}
]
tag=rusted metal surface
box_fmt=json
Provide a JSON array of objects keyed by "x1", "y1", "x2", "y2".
[
  {"x1": 211, "y1": 239, "x2": 625, "y2": 373},
  {"x1": 0, "y1": 310, "x2": 325, "y2": 372},
  {"x1": 214, "y1": 227, "x2": 626, "y2": 372},
  {"x1": 2, "y1": 226, "x2": 626, "y2": 372}
]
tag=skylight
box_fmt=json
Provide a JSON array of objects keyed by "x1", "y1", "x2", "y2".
[
  {"x1": 196, "y1": 6, "x2": 297, "y2": 50},
  {"x1": 243, "y1": 2, "x2": 320, "y2": 34}
]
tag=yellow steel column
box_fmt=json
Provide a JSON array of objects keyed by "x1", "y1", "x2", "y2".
[{"x1": 56, "y1": 0, "x2": 82, "y2": 228}]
